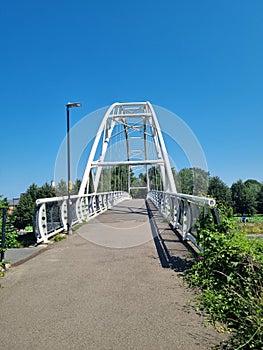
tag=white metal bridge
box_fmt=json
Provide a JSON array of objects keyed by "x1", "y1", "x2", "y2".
[{"x1": 34, "y1": 102, "x2": 216, "y2": 248}]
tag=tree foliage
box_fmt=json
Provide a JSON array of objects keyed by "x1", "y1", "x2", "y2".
[
  {"x1": 12, "y1": 183, "x2": 56, "y2": 229},
  {"x1": 208, "y1": 176, "x2": 232, "y2": 206},
  {"x1": 174, "y1": 168, "x2": 209, "y2": 195},
  {"x1": 257, "y1": 185, "x2": 263, "y2": 214},
  {"x1": 0, "y1": 196, "x2": 19, "y2": 249},
  {"x1": 97, "y1": 166, "x2": 136, "y2": 193},
  {"x1": 231, "y1": 179, "x2": 262, "y2": 215}
]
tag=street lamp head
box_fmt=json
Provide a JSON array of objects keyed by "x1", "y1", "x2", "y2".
[{"x1": 66, "y1": 102, "x2": 82, "y2": 108}]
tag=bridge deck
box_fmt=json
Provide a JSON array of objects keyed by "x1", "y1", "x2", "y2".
[{"x1": 0, "y1": 199, "x2": 226, "y2": 349}]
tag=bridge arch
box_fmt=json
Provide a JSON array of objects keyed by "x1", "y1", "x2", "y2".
[{"x1": 78, "y1": 102, "x2": 177, "y2": 196}]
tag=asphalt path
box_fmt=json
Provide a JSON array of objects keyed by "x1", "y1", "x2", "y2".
[{"x1": 0, "y1": 199, "x2": 226, "y2": 349}]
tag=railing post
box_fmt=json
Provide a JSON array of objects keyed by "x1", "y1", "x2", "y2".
[
  {"x1": 60, "y1": 200, "x2": 68, "y2": 231},
  {"x1": 147, "y1": 190, "x2": 216, "y2": 249},
  {"x1": 182, "y1": 201, "x2": 189, "y2": 240},
  {"x1": 38, "y1": 203, "x2": 48, "y2": 243}
]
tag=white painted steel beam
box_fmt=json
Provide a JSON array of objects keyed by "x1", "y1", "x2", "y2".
[{"x1": 78, "y1": 101, "x2": 177, "y2": 197}]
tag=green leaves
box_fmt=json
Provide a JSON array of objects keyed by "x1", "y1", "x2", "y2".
[
  {"x1": 12, "y1": 182, "x2": 56, "y2": 230},
  {"x1": 186, "y1": 206, "x2": 263, "y2": 349},
  {"x1": 0, "y1": 198, "x2": 19, "y2": 250}
]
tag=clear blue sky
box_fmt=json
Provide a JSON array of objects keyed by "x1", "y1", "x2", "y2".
[{"x1": 1, "y1": 0, "x2": 263, "y2": 198}]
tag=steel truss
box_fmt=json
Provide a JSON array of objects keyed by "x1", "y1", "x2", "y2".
[{"x1": 78, "y1": 102, "x2": 177, "y2": 196}]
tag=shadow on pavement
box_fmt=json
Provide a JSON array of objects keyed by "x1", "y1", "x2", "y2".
[{"x1": 146, "y1": 199, "x2": 195, "y2": 272}]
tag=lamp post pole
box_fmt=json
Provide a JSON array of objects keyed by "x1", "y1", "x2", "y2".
[{"x1": 66, "y1": 102, "x2": 82, "y2": 234}]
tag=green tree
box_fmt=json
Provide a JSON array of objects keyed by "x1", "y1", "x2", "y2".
[
  {"x1": 231, "y1": 180, "x2": 246, "y2": 214},
  {"x1": 193, "y1": 168, "x2": 209, "y2": 195},
  {"x1": 0, "y1": 196, "x2": 19, "y2": 248},
  {"x1": 12, "y1": 183, "x2": 57, "y2": 230},
  {"x1": 257, "y1": 185, "x2": 263, "y2": 214},
  {"x1": 177, "y1": 168, "x2": 193, "y2": 194},
  {"x1": 96, "y1": 166, "x2": 136, "y2": 193},
  {"x1": 73, "y1": 179, "x2": 81, "y2": 194},
  {"x1": 231, "y1": 179, "x2": 258, "y2": 215},
  {"x1": 55, "y1": 179, "x2": 68, "y2": 196},
  {"x1": 176, "y1": 168, "x2": 209, "y2": 195},
  {"x1": 12, "y1": 184, "x2": 39, "y2": 229},
  {"x1": 130, "y1": 172, "x2": 147, "y2": 198},
  {"x1": 244, "y1": 179, "x2": 262, "y2": 214},
  {"x1": 208, "y1": 176, "x2": 232, "y2": 206},
  {"x1": 148, "y1": 166, "x2": 163, "y2": 191},
  {"x1": 38, "y1": 182, "x2": 56, "y2": 198}
]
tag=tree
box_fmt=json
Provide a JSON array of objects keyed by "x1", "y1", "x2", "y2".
[
  {"x1": 12, "y1": 183, "x2": 57, "y2": 230},
  {"x1": 177, "y1": 168, "x2": 193, "y2": 194},
  {"x1": 38, "y1": 182, "x2": 56, "y2": 198},
  {"x1": 148, "y1": 166, "x2": 163, "y2": 191},
  {"x1": 231, "y1": 180, "x2": 246, "y2": 214},
  {"x1": 55, "y1": 179, "x2": 68, "y2": 196},
  {"x1": 0, "y1": 196, "x2": 19, "y2": 248},
  {"x1": 208, "y1": 176, "x2": 232, "y2": 206},
  {"x1": 231, "y1": 179, "x2": 258, "y2": 215},
  {"x1": 244, "y1": 179, "x2": 262, "y2": 214},
  {"x1": 73, "y1": 179, "x2": 81, "y2": 194},
  {"x1": 193, "y1": 168, "x2": 209, "y2": 196},
  {"x1": 257, "y1": 185, "x2": 263, "y2": 214},
  {"x1": 176, "y1": 168, "x2": 209, "y2": 195},
  {"x1": 12, "y1": 184, "x2": 39, "y2": 229}
]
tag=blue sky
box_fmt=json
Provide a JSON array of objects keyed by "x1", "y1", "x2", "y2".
[{"x1": 1, "y1": 0, "x2": 263, "y2": 198}]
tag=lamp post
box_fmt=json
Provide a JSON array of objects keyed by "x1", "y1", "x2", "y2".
[{"x1": 66, "y1": 102, "x2": 82, "y2": 234}]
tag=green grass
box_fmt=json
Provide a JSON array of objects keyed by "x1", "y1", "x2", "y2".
[
  {"x1": 232, "y1": 215, "x2": 263, "y2": 223},
  {"x1": 53, "y1": 234, "x2": 66, "y2": 242},
  {"x1": 232, "y1": 215, "x2": 263, "y2": 235}
]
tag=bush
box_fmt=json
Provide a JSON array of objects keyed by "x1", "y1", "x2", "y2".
[
  {"x1": 186, "y1": 205, "x2": 263, "y2": 349},
  {"x1": 0, "y1": 205, "x2": 19, "y2": 252}
]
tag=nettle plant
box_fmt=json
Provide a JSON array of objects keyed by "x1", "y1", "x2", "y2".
[{"x1": 187, "y1": 205, "x2": 263, "y2": 349}]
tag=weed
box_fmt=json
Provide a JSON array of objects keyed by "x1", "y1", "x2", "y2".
[
  {"x1": 72, "y1": 222, "x2": 87, "y2": 231},
  {"x1": 186, "y1": 205, "x2": 263, "y2": 349},
  {"x1": 53, "y1": 234, "x2": 66, "y2": 242}
]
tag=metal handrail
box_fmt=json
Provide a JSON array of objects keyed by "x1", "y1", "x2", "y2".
[
  {"x1": 34, "y1": 191, "x2": 131, "y2": 244},
  {"x1": 147, "y1": 190, "x2": 216, "y2": 249}
]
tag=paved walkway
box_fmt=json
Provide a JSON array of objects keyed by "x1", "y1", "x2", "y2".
[
  {"x1": 5, "y1": 245, "x2": 47, "y2": 265},
  {"x1": 0, "y1": 199, "x2": 226, "y2": 349}
]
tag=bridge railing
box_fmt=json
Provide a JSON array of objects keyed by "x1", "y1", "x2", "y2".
[
  {"x1": 34, "y1": 191, "x2": 131, "y2": 244},
  {"x1": 147, "y1": 190, "x2": 217, "y2": 249}
]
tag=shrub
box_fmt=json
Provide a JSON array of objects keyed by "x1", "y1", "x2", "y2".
[{"x1": 186, "y1": 205, "x2": 263, "y2": 349}]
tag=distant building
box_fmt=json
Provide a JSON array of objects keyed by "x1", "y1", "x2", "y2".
[{"x1": 7, "y1": 198, "x2": 19, "y2": 214}]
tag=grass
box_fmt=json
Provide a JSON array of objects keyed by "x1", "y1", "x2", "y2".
[
  {"x1": 232, "y1": 215, "x2": 263, "y2": 235},
  {"x1": 53, "y1": 234, "x2": 66, "y2": 242},
  {"x1": 232, "y1": 214, "x2": 263, "y2": 223},
  {"x1": 72, "y1": 222, "x2": 87, "y2": 231}
]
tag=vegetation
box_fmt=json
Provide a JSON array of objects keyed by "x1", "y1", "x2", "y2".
[
  {"x1": 232, "y1": 215, "x2": 263, "y2": 235},
  {"x1": 186, "y1": 206, "x2": 263, "y2": 349},
  {"x1": 53, "y1": 234, "x2": 66, "y2": 242},
  {"x1": 174, "y1": 167, "x2": 209, "y2": 195},
  {"x1": 173, "y1": 169, "x2": 263, "y2": 216},
  {"x1": 12, "y1": 183, "x2": 56, "y2": 230},
  {"x1": 55, "y1": 179, "x2": 81, "y2": 196},
  {"x1": 0, "y1": 196, "x2": 19, "y2": 250},
  {"x1": 207, "y1": 176, "x2": 232, "y2": 207}
]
